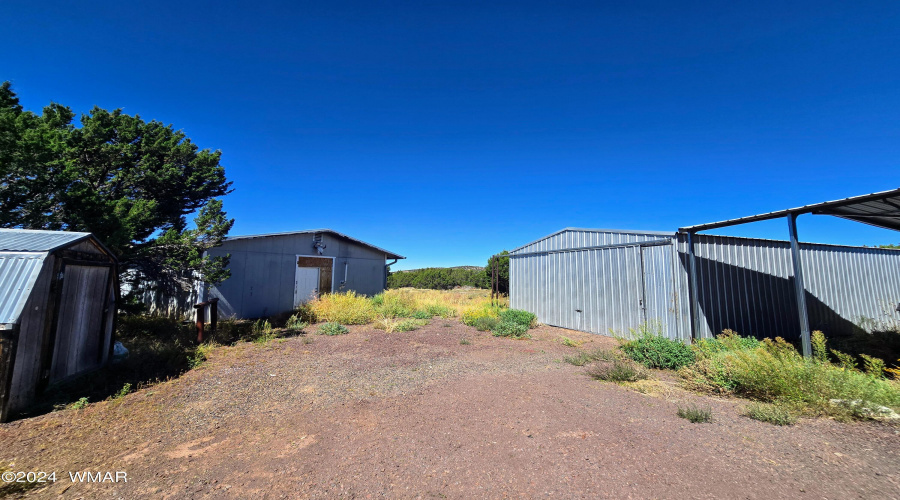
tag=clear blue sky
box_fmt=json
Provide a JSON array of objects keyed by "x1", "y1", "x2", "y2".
[{"x1": 3, "y1": 1, "x2": 899, "y2": 269}]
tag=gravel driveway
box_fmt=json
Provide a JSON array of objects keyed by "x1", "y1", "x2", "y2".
[{"x1": 1, "y1": 320, "x2": 898, "y2": 498}]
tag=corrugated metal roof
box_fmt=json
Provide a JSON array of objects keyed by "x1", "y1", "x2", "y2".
[
  {"x1": 0, "y1": 252, "x2": 48, "y2": 324},
  {"x1": 679, "y1": 187, "x2": 900, "y2": 233},
  {"x1": 0, "y1": 228, "x2": 91, "y2": 252},
  {"x1": 224, "y1": 229, "x2": 405, "y2": 259}
]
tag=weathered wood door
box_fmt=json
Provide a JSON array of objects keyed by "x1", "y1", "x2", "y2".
[{"x1": 50, "y1": 265, "x2": 111, "y2": 382}]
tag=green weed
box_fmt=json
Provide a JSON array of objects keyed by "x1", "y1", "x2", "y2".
[
  {"x1": 677, "y1": 404, "x2": 712, "y2": 423},
  {"x1": 318, "y1": 322, "x2": 349, "y2": 336},
  {"x1": 744, "y1": 402, "x2": 797, "y2": 426},
  {"x1": 586, "y1": 358, "x2": 649, "y2": 382}
]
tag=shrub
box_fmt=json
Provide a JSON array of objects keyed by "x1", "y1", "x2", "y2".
[
  {"x1": 492, "y1": 321, "x2": 529, "y2": 338},
  {"x1": 425, "y1": 304, "x2": 455, "y2": 318},
  {"x1": 309, "y1": 292, "x2": 375, "y2": 324},
  {"x1": 374, "y1": 291, "x2": 416, "y2": 318},
  {"x1": 411, "y1": 310, "x2": 432, "y2": 320},
  {"x1": 498, "y1": 309, "x2": 536, "y2": 329},
  {"x1": 693, "y1": 330, "x2": 761, "y2": 359},
  {"x1": 71, "y1": 397, "x2": 89, "y2": 410},
  {"x1": 396, "y1": 318, "x2": 428, "y2": 332},
  {"x1": 461, "y1": 304, "x2": 502, "y2": 326},
  {"x1": 564, "y1": 348, "x2": 618, "y2": 366},
  {"x1": 284, "y1": 314, "x2": 308, "y2": 333},
  {"x1": 318, "y1": 322, "x2": 349, "y2": 336},
  {"x1": 679, "y1": 335, "x2": 900, "y2": 418},
  {"x1": 559, "y1": 336, "x2": 580, "y2": 347},
  {"x1": 621, "y1": 333, "x2": 695, "y2": 370},
  {"x1": 587, "y1": 358, "x2": 649, "y2": 382},
  {"x1": 189, "y1": 342, "x2": 217, "y2": 368},
  {"x1": 113, "y1": 383, "x2": 132, "y2": 400},
  {"x1": 677, "y1": 404, "x2": 712, "y2": 423},
  {"x1": 473, "y1": 316, "x2": 499, "y2": 332},
  {"x1": 744, "y1": 402, "x2": 797, "y2": 426}
]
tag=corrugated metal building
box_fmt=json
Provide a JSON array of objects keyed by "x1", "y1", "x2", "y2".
[
  {"x1": 191, "y1": 229, "x2": 404, "y2": 319},
  {"x1": 509, "y1": 228, "x2": 900, "y2": 342},
  {"x1": 0, "y1": 229, "x2": 117, "y2": 422}
]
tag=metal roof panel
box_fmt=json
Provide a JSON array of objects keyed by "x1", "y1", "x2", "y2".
[{"x1": 0, "y1": 252, "x2": 48, "y2": 324}]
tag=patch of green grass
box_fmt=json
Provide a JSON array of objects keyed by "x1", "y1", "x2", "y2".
[
  {"x1": 744, "y1": 402, "x2": 797, "y2": 426},
  {"x1": 411, "y1": 310, "x2": 432, "y2": 320},
  {"x1": 396, "y1": 318, "x2": 428, "y2": 332},
  {"x1": 677, "y1": 404, "x2": 712, "y2": 423},
  {"x1": 586, "y1": 359, "x2": 649, "y2": 382},
  {"x1": 318, "y1": 322, "x2": 350, "y2": 336}
]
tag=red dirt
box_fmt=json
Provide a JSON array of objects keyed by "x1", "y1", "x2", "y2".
[{"x1": 1, "y1": 320, "x2": 898, "y2": 498}]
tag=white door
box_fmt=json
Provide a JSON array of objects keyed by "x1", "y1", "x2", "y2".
[{"x1": 294, "y1": 267, "x2": 320, "y2": 308}]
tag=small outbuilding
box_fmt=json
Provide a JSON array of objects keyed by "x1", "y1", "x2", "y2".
[
  {"x1": 0, "y1": 229, "x2": 117, "y2": 422},
  {"x1": 192, "y1": 229, "x2": 404, "y2": 319}
]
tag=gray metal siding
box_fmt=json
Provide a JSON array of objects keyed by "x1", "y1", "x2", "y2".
[
  {"x1": 511, "y1": 233, "x2": 683, "y2": 339},
  {"x1": 511, "y1": 228, "x2": 900, "y2": 343},
  {"x1": 676, "y1": 234, "x2": 900, "y2": 339},
  {"x1": 205, "y1": 233, "x2": 390, "y2": 319},
  {"x1": 0, "y1": 252, "x2": 49, "y2": 325}
]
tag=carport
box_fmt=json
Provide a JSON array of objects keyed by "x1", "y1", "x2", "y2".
[{"x1": 679, "y1": 188, "x2": 900, "y2": 357}]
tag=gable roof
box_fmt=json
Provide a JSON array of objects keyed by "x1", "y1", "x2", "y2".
[{"x1": 224, "y1": 229, "x2": 405, "y2": 260}]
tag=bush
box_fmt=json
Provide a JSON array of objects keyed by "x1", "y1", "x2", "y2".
[
  {"x1": 318, "y1": 322, "x2": 349, "y2": 336},
  {"x1": 677, "y1": 404, "x2": 712, "y2": 423},
  {"x1": 395, "y1": 318, "x2": 428, "y2": 332},
  {"x1": 680, "y1": 335, "x2": 900, "y2": 418},
  {"x1": 461, "y1": 304, "x2": 502, "y2": 326},
  {"x1": 492, "y1": 321, "x2": 529, "y2": 338},
  {"x1": 425, "y1": 304, "x2": 455, "y2": 318},
  {"x1": 411, "y1": 310, "x2": 432, "y2": 320},
  {"x1": 564, "y1": 348, "x2": 619, "y2": 366},
  {"x1": 374, "y1": 291, "x2": 416, "y2": 318},
  {"x1": 693, "y1": 330, "x2": 761, "y2": 359},
  {"x1": 744, "y1": 402, "x2": 797, "y2": 426},
  {"x1": 587, "y1": 358, "x2": 649, "y2": 382},
  {"x1": 473, "y1": 316, "x2": 499, "y2": 332},
  {"x1": 284, "y1": 314, "x2": 308, "y2": 333},
  {"x1": 309, "y1": 292, "x2": 375, "y2": 324},
  {"x1": 620, "y1": 333, "x2": 695, "y2": 370},
  {"x1": 498, "y1": 309, "x2": 536, "y2": 329}
]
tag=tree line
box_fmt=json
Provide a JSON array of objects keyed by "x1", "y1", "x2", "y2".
[
  {"x1": 388, "y1": 251, "x2": 510, "y2": 293},
  {"x1": 0, "y1": 82, "x2": 232, "y2": 301}
]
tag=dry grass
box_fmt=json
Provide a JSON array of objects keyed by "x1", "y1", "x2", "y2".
[
  {"x1": 308, "y1": 291, "x2": 376, "y2": 324},
  {"x1": 385, "y1": 288, "x2": 506, "y2": 318}
]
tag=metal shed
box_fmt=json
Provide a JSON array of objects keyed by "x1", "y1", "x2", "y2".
[
  {"x1": 0, "y1": 229, "x2": 117, "y2": 422},
  {"x1": 191, "y1": 229, "x2": 404, "y2": 319},
  {"x1": 509, "y1": 228, "x2": 900, "y2": 342}
]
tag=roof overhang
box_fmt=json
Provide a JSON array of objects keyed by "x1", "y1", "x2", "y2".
[{"x1": 679, "y1": 188, "x2": 900, "y2": 233}]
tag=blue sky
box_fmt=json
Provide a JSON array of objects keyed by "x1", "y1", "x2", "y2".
[{"x1": 3, "y1": 1, "x2": 899, "y2": 269}]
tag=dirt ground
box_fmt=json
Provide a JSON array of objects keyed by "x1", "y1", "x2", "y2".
[{"x1": 1, "y1": 320, "x2": 899, "y2": 499}]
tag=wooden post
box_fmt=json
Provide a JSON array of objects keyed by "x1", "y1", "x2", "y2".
[{"x1": 194, "y1": 303, "x2": 206, "y2": 343}]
